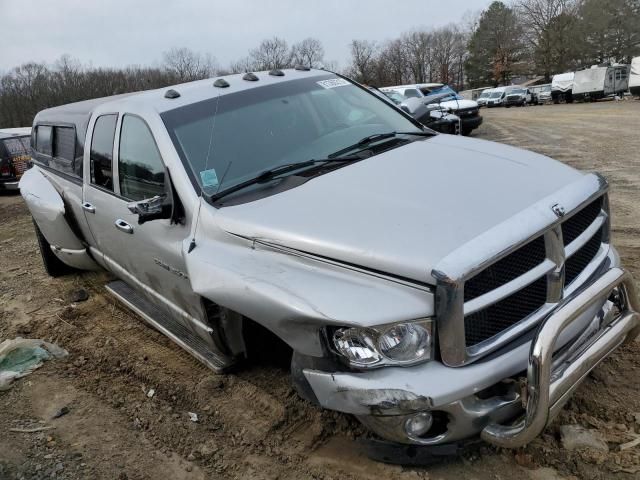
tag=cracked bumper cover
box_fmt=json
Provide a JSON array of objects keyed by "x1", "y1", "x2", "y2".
[{"x1": 297, "y1": 252, "x2": 639, "y2": 446}]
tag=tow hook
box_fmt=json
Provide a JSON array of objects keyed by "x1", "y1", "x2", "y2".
[{"x1": 518, "y1": 377, "x2": 529, "y2": 409}]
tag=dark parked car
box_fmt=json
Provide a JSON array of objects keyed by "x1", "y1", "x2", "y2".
[{"x1": 0, "y1": 128, "x2": 31, "y2": 191}]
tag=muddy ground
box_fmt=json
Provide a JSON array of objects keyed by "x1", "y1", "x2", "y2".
[{"x1": 1, "y1": 100, "x2": 640, "y2": 480}]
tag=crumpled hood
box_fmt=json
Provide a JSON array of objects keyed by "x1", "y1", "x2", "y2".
[{"x1": 214, "y1": 134, "x2": 582, "y2": 283}]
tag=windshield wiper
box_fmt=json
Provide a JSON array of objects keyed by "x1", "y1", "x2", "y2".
[
  {"x1": 328, "y1": 130, "x2": 434, "y2": 158},
  {"x1": 208, "y1": 156, "x2": 360, "y2": 202}
]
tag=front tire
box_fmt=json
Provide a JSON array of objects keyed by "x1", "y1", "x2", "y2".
[{"x1": 33, "y1": 219, "x2": 74, "y2": 277}]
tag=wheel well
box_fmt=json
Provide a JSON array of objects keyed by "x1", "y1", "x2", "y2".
[{"x1": 241, "y1": 316, "x2": 293, "y2": 369}]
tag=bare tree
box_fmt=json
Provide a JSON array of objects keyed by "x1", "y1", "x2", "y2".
[
  {"x1": 162, "y1": 47, "x2": 217, "y2": 82},
  {"x1": 347, "y1": 40, "x2": 378, "y2": 84},
  {"x1": 401, "y1": 30, "x2": 433, "y2": 84},
  {"x1": 249, "y1": 37, "x2": 292, "y2": 70},
  {"x1": 516, "y1": 0, "x2": 579, "y2": 79},
  {"x1": 291, "y1": 38, "x2": 325, "y2": 68},
  {"x1": 226, "y1": 56, "x2": 256, "y2": 74}
]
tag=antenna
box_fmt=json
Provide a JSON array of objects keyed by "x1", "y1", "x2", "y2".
[{"x1": 188, "y1": 92, "x2": 221, "y2": 254}]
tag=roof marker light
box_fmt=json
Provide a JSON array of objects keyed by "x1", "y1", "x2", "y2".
[
  {"x1": 214, "y1": 78, "x2": 230, "y2": 88},
  {"x1": 243, "y1": 72, "x2": 259, "y2": 81},
  {"x1": 164, "y1": 89, "x2": 181, "y2": 99},
  {"x1": 294, "y1": 65, "x2": 311, "y2": 71}
]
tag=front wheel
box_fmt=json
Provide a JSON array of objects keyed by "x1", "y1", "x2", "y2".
[
  {"x1": 33, "y1": 219, "x2": 74, "y2": 277},
  {"x1": 461, "y1": 127, "x2": 473, "y2": 136}
]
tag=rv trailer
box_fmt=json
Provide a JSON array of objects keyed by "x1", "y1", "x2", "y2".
[
  {"x1": 630, "y1": 57, "x2": 640, "y2": 96},
  {"x1": 572, "y1": 65, "x2": 630, "y2": 101}
]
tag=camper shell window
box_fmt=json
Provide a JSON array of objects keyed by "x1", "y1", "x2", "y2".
[{"x1": 32, "y1": 124, "x2": 81, "y2": 177}]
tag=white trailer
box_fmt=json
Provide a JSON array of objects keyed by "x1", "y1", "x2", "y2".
[
  {"x1": 551, "y1": 72, "x2": 574, "y2": 103},
  {"x1": 572, "y1": 65, "x2": 630, "y2": 101},
  {"x1": 630, "y1": 57, "x2": 640, "y2": 96}
]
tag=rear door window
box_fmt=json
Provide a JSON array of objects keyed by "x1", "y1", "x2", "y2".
[
  {"x1": 118, "y1": 115, "x2": 165, "y2": 201},
  {"x1": 89, "y1": 114, "x2": 117, "y2": 191}
]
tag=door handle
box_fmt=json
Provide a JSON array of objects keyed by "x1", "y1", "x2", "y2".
[
  {"x1": 114, "y1": 219, "x2": 134, "y2": 234},
  {"x1": 82, "y1": 202, "x2": 96, "y2": 214}
]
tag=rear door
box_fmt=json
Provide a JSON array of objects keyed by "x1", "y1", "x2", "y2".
[{"x1": 83, "y1": 112, "x2": 206, "y2": 330}]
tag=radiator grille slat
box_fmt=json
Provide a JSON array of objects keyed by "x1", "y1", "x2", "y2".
[
  {"x1": 464, "y1": 236, "x2": 546, "y2": 302},
  {"x1": 565, "y1": 227, "x2": 603, "y2": 286},
  {"x1": 464, "y1": 277, "x2": 547, "y2": 346},
  {"x1": 561, "y1": 197, "x2": 602, "y2": 246}
]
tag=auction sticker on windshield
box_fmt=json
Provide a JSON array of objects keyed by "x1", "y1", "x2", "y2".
[
  {"x1": 200, "y1": 168, "x2": 219, "y2": 188},
  {"x1": 317, "y1": 78, "x2": 350, "y2": 89}
]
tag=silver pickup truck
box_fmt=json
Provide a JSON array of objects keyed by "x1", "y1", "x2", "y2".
[{"x1": 20, "y1": 68, "x2": 639, "y2": 455}]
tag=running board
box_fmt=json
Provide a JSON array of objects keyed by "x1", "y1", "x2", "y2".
[{"x1": 105, "y1": 280, "x2": 228, "y2": 372}]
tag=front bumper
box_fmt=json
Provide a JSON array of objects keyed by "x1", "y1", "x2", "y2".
[
  {"x1": 298, "y1": 254, "x2": 639, "y2": 446},
  {"x1": 459, "y1": 115, "x2": 483, "y2": 131},
  {"x1": 482, "y1": 266, "x2": 639, "y2": 447}
]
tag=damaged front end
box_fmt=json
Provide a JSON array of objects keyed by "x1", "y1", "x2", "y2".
[{"x1": 290, "y1": 174, "x2": 640, "y2": 454}]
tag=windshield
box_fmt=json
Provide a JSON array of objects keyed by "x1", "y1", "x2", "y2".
[
  {"x1": 419, "y1": 85, "x2": 461, "y2": 101},
  {"x1": 489, "y1": 91, "x2": 503, "y2": 98},
  {"x1": 541, "y1": 85, "x2": 551, "y2": 92},
  {"x1": 478, "y1": 91, "x2": 492, "y2": 99},
  {"x1": 510, "y1": 89, "x2": 526, "y2": 95},
  {"x1": 162, "y1": 74, "x2": 421, "y2": 195}
]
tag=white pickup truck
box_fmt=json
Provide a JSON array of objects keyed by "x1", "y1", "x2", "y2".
[
  {"x1": 380, "y1": 83, "x2": 482, "y2": 136},
  {"x1": 20, "y1": 68, "x2": 639, "y2": 460}
]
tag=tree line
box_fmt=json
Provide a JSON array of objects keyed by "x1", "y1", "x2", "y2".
[
  {"x1": 347, "y1": 0, "x2": 640, "y2": 89},
  {"x1": 0, "y1": 38, "x2": 329, "y2": 128},
  {"x1": 1, "y1": 0, "x2": 639, "y2": 128}
]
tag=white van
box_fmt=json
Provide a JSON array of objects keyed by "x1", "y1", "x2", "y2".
[
  {"x1": 476, "y1": 88, "x2": 494, "y2": 107},
  {"x1": 484, "y1": 86, "x2": 510, "y2": 107}
]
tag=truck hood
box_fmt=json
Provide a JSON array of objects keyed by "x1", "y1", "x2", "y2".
[
  {"x1": 214, "y1": 134, "x2": 582, "y2": 284},
  {"x1": 439, "y1": 98, "x2": 478, "y2": 110}
]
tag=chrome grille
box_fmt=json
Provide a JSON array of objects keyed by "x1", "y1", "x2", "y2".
[{"x1": 460, "y1": 194, "x2": 608, "y2": 350}]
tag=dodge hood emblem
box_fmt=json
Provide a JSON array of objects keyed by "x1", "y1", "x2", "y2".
[{"x1": 551, "y1": 203, "x2": 566, "y2": 217}]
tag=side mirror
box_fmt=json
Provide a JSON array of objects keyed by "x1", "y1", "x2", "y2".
[
  {"x1": 127, "y1": 194, "x2": 172, "y2": 225},
  {"x1": 400, "y1": 97, "x2": 424, "y2": 115},
  {"x1": 126, "y1": 169, "x2": 184, "y2": 226}
]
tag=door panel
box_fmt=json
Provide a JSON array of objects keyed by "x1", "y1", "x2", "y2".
[{"x1": 83, "y1": 112, "x2": 208, "y2": 332}]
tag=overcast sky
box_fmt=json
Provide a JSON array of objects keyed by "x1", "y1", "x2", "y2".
[{"x1": 1, "y1": 0, "x2": 493, "y2": 72}]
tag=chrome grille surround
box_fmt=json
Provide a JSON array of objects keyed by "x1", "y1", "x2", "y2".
[{"x1": 433, "y1": 173, "x2": 610, "y2": 367}]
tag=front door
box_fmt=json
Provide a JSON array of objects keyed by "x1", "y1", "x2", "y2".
[{"x1": 83, "y1": 112, "x2": 206, "y2": 331}]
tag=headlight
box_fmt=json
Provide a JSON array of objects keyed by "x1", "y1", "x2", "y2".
[
  {"x1": 333, "y1": 328, "x2": 381, "y2": 365},
  {"x1": 331, "y1": 319, "x2": 433, "y2": 368},
  {"x1": 378, "y1": 322, "x2": 431, "y2": 362}
]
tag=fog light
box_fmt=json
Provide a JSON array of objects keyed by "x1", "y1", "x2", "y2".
[{"x1": 404, "y1": 412, "x2": 433, "y2": 437}]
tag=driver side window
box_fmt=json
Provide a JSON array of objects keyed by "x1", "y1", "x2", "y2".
[{"x1": 118, "y1": 115, "x2": 165, "y2": 201}]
